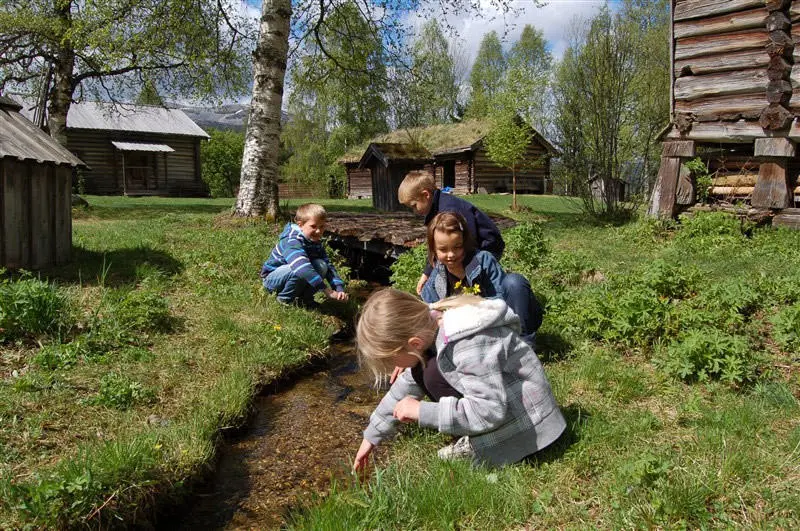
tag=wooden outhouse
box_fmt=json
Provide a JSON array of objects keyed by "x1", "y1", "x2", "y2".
[
  {"x1": 340, "y1": 120, "x2": 558, "y2": 201},
  {"x1": 358, "y1": 143, "x2": 433, "y2": 211},
  {"x1": 0, "y1": 96, "x2": 84, "y2": 269},
  {"x1": 24, "y1": 102, "x2": 211, "y2": 197},
  {"x1": 652, "y1": 0, "x2": 800, "y2": 220}
]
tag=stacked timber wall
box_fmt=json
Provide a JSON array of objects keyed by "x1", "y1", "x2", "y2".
[{"x1": 473, "y1": 141, "x2": 549, "y2": 194}]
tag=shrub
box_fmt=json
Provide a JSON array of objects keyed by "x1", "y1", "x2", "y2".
[
  {"x1": 656, "y1": 328, "x2": 756, "y2": 385},
  {"x1": 638, "y1": 260, "x2": 699, "y2": 300},
  {"x1": 674, "y1": 211, "x2": 749, "y2": 249},
  {"x1": 200, "y1": 129, "x2": 244, "y2": 198},
  {"x1": 770, "y1": 303, "x2": 800, "y2": 352},
  {"x1": 502, "y1": 222, "x2": 548, "y2": 276},
  {"x1": 88, "y1": 372, "x2": 155, "y2": 410},
  {"x1": 0, "y1": 275, "x2": 72, "y2": 342},
  {"x1": 390, "y1": 244, "x2": 428, "y2": 294}
]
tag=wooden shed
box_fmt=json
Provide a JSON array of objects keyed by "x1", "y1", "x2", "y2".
[
  {"x1": 358, "y1": 143, "x2": 433, "y2": 211},
  {"x1": 652, "y1": 0, "x2": 800, "y2": 219},
  {"x1": 339, "y1": 120, "x2": 558, "y2": 200},
  {"x1": 0, "y1": 96, "x2": 84, "y2": 269},
  {"x1": 30, "y1": 102, "x2": 210, "y2": 197}
]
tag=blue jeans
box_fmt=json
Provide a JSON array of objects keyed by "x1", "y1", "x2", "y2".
[
  {"x1": 501, "y1": 273, "x2": 544, "y2": 346},
  {"x1": 263, "y1": 259, "x2": 328, "y2": 305}
]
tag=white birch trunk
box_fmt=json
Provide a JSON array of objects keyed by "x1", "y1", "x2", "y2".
[{"x1": 234, "y1": 0, "x2": 291, "y2": 219}]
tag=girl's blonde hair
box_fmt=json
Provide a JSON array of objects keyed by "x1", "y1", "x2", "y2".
[
  {"x1": 356, "y1": 288, "x2": 483, "y2": 378},
  {"x1": 426, "y1": 211, "x2": 476, "y2": 267}
]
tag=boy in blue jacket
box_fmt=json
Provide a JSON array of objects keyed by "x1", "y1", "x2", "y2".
[
  {"x1": 398, "y1": 170, "x2": 505, "y2": 291},
  {"x1": 260, "y1": 203, "x2": 349, "y2": 307}
]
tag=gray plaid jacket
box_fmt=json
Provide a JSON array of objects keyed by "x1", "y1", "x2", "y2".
[{"x1": 363, "y1": 298, "x2": 566, "y2": 466}]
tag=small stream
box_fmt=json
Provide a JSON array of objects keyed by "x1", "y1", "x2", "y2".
[{"x1": 168, "y1": 340, "x2": 388, "y2": 530}]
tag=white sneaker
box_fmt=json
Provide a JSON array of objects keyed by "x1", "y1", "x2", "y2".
[{"x1": 437, "y1": 436, "x2": 475, "y2": 460}]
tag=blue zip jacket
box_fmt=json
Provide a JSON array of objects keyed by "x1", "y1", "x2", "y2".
[
  {"x1": 260, "y1": 222, "x2": 345, "y2": 292},
  {"x1": 423, "y1": 189, "x2": 504, "y2": 276},
  {"x1": 420, "y1": 250, "x2": 506, "y2": 304}
]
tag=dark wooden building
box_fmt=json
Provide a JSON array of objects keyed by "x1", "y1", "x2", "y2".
[
  {"x1": 652, "y1": 0, "x2": 800, "y2": 224},
  {"x1": 0, "y1": 96, "x2": 84, "y2": 269},
  {"x1": 58, "y1": 102, "x2": 210, "y2": 196},
  {"x1": 340, "y1": 120, "x2": 558, "y2": 202},
  {"x1": 358, "y1": 143, "x2": 433, "y2": 211}
]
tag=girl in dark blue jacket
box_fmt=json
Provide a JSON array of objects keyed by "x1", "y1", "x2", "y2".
[{"x1": 420, "y1": 212, "x2": 543, "y2": 345}]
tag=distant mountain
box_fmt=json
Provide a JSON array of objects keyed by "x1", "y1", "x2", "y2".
[
  {"x1": 174, "y1": 103, "x2": 249, "y2": 132},
  {"x1": 172, "y1": 103, "x2": 290, "y2": 133}
]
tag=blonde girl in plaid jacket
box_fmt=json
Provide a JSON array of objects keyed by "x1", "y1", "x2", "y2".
[{"x1": 353, "y1": 288, "x2": 565, "y2": 472}]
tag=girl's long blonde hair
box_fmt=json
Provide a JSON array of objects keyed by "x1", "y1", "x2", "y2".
[{"x1": 356, "y1": 288, "x2": 483, "y2": 377}]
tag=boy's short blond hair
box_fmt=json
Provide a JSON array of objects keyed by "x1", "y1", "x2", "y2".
[
  {"x1": 398, "y1": 170, "x2": 436, "y2": 204},
  {"x1": 295, "y1": 203, "x2": 327, "y2": 224}
]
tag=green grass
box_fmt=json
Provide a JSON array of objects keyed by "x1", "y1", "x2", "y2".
[{"x1": 2, "y1": 193, "x2": 799, "y2": 528}]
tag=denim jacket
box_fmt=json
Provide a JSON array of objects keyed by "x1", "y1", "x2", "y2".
[{"x1": 420, "y1": 250, "x2": 506, "y2": 304}]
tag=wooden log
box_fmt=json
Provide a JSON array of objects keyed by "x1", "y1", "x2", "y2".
[
  {"x1": 662, "y1": 140, "x2": 696, "y2": 157},
  {"x1": 754, "y1": 137, "x2": 796, "y2": 156},
  {"x1": 760, "y1": 103, "x2": 794, "y2": 129},
  {"x1": 674, "y1": 69, "x2": 768, "y2": 101},
  {"x1": 766, "y1": 80, "x2": 793, "y2": 104},
  {"x1": 676, "y1": 163, "x2": 695, "y2": 205},
  {"x1": 711, "y1": 173, "x2": 759, "y2": 186},
  {"x1": 675, "y1": 30, "x2": 769, "y2": 60},
  {"x1": 711, "y1": 186, "x2": 755, "y2": 195},
  {"x1": 768, "y1": 55, "x2": 792, "y2": 81},
  {"x1": 675, "y1": 49, "x2": 770, "y2": 77},
  {"x1": 773, "y1": 211, "x2": 800, "y2": 229},
  {"x1": 753, "y1": 159, "x2": 793, "y2": 208},
  {"x1": 664, "y1": 120, "x2": 767, "y2": 142},
  {"x1": 675, "y1": 93, "x2": 766, "y2": 120},
  {"x1": 674, "y1": 8, "x2": 768, "y2": 39},
  {"x1": 674, "y1": 0, "x2": 767, "y2": 22},
  {"x1": 767, "y1": 12, "x2": 792, "y2": 32},
  {"x1": 649, "y1": 156, "x2": 682, "y2": 218},
  {"x1": 675, "y1": 112, "x2": 694, "y2": 132},
  {"x1": 792, "y1": 1, "x2": 800, "y2": 20},
  {"x1": 766, "y1": 0, "x2": 792, "y2": 11}
]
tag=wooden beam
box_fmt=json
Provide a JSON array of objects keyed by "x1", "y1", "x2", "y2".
[
  {"x1": 675, "y1": 29, "x2": 769, "y2": 60},
  {"x1": 676, "y1": 163, "x2": 695, "y2": 205},
  {"x1": 676, "y1": 93, "x2": 765, "y2": 121},
  {"x1": 773, "y1": 211, "x2": 800, "y2": 229},
  {"x1": 711, "y1": 185, "x2": 755, "y2": 195},
  {"x1": 664, "y1": 120, "x2": 768, "y2": 142},
  {"x1": 674, "y1": 0, "x2": 766, "y2": 22},
  {"x1": 755, "y1": 137, "x2": 796, "y2": 156},
  {"x1": 767, "y1": 11, "x2": 792, "y2": 32},
  {"x1": 753, "y1": 159, "x2": 793, "y2": 208},
  {"x1": 675, "y1": 49, "x2": 770, "y2": 77},
  {"x1": 662, "y1": 140, "x2": 696, "y2": 157},
  {"x1": 759, "y1": 103, "x2": 794, "y2": 130},
  {"x1": 711, "y1": 173, "x2": 759, "y2": 186},
  {"x1": 766, "y1": 0, "x2": 791, "y2": 11},
  {"x1": 649, "y1": 156, "x2": 682, "y2": 218},
  {"x1": 674, "y1": 69, "x2": 768, "y2": 101},
  {"x1": 674, "y1": 7, "x2": 768, "y2": 39}
]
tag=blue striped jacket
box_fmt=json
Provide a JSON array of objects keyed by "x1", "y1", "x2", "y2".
[{"x1": 260, "y1": 222, "x2": 345, "y2": 292}]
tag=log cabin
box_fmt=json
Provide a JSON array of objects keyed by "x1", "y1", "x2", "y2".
[
  {"x1": 339, "y1": 120, "x2": 558, "y2": 205},
  {"x1": 652, "y1": 0, "x2": 800, "y2": 226},
  {"x1": 28, "y1": 102, "x2": 211, "y2": 197},
  {"x1": 0, "y1": 96, "x2": 84, "y2": 269}
]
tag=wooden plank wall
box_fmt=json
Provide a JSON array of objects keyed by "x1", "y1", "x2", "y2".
[
  {"x1": 673, "y1": 0, "x2": 795, "y2": 131},
  {"x1": 66, "y1": 131, "x2": 209, "y2": 196},
  {"x1": 1, "y1": 159, "x2": 71, "y2": 269},
  {"x1": 472, "y1": 141, "x2": 549, "y2": 194},
  {"x1": 346, "y1": 166, "x2": 372, "y2": 199}
]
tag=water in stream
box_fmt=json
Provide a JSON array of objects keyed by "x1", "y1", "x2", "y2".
[{"x1": 171, "y1": 341, "x2": 387, "y2": 530}]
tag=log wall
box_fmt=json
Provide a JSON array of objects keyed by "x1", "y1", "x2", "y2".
[
  {"x1": 66, "y1": 131, "x2": 208, "y2": 196},
  {"x1": 1, "y1": 159, "x2": 71, "y2": 269},
  {"x1": 472, "y1": 140, "x2": 550, "y2": 194},
  {"x1": 672, "y1": 0, "x2": 795, "y2": 131}
]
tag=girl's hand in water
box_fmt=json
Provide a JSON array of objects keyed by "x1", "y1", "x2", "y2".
[
  {"x1": 393, "y1": 396, "x2": 421, "y2": 422},
  {"x1": 353, "y1": 438, "x2": 375, "y2": 473}
]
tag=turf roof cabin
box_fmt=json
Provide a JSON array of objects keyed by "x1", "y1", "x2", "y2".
[
  {"x1": 0, "y1": 96, "x2": 84, "y2": 269},
  {"x1": 651, "y1": 0, "x2": 800, "y2": 227},
  {"x1": 36, "y1": 102, "x2": 211, "y2": 197},
  {"x1": 339, "y1": 120, "x2": 558, "y2": 210}
]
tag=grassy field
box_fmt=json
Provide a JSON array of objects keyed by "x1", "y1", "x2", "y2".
[{"x1": 1, "y1": 194, "x2": 799, "y2": 528}]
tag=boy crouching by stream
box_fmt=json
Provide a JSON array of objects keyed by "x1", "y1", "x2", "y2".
[{"x1": 260, "y1": 203, "x2": 349, "y2": 307}]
